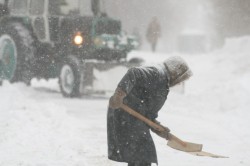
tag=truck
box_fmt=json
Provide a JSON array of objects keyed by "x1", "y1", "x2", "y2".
[{"x1": 0, "y1": 0, "x2": 139, "y2": 97}]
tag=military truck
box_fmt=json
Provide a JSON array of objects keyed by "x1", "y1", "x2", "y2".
[{"x1": 0, "y1": 0, "x2": 138, "y2": 97}]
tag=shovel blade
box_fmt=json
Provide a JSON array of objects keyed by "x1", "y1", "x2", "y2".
[
  {"x1": 167, "y1": 137, "x2": 228, "y2": 158},
  {"x1": 189, "y1": 151, "x2": 229, "y2": 158},
  {"x1": 167, "y1": 138, "x2": 203, "y2": 152}
]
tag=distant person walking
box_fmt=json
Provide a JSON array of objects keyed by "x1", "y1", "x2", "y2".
[{"x1": 146, "y1": 17, "x2": 161, "y2": 52}]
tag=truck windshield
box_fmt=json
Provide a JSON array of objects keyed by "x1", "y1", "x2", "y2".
[
  {"x1": 49, "y1": 0, "x2": 91, "y2": 16},
  {"x1": 96, "y1": 20, "x2": 121, "y2": 35},
  {"x1": 49, "y1": 0, "x2": 78, "y2": 15}
]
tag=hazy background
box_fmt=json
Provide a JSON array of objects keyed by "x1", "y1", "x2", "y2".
[
  {"x1": 2, "y1": 0, "x2": 250, "y2": 52},
  {"x1": 103, "y1": 0, "x2": 250, "y2": 52}
]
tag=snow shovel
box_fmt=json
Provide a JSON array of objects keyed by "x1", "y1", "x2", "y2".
[
  {"x1": 120, "y1": 103, "x2": 202, "y2": 152},
  {"x1": 118, "y1": 103, "x2": 228, "y2": 158},
  {"x1": 120, "y1": 103, "x2": 228, "y2": 158}
]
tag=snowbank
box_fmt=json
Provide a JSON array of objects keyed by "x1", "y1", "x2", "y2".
[
  {"x1": 0, "y1": 83, "x2": 88, "y2": 165},
  {"x1": 0, "y1": 36, "x2": 250, "y2": 165}
]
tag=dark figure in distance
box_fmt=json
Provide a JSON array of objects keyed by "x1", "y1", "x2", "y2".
[
  {"x1": 107, "y1": 56, "x2": 193, "y2": 166},
  {"x1": 146, "y1": 17, "x2": 161, "y2": 52}
]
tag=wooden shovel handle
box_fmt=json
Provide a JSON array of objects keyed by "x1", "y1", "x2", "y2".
[
  {"x1": 120, "y1": 103, "x2": 187, "y2": 147},
  {"x1": 121, "y1": 104, "x2": 165, "y2": 131}
]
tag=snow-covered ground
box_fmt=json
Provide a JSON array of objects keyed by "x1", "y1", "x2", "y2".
[{"x1": 0, "y1": 37, "x2": 250, "y2": 166}]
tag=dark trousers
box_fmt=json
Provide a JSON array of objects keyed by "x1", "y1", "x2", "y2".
[
  {"x1": 151, "y1": 41, "x2": 157, "y2": 52},
  {"x1": 128, "y1": 162, "x2": 151, "y2": 166}
]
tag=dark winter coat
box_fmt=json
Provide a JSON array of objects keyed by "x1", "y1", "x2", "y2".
[{"x1": 107, "y1": 64, "x2": 170, "y2": 164}]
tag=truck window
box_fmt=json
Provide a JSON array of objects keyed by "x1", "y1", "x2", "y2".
[
  {"x1": 49, "y1": 0, "x2": 79, "y2": 16},
  {"x1": 48, "y1": 0, "x2": 91, "y2": 16},
  {"x1": 96, "y1": 20, "x2": 121, "y2": 35},
  {"x1": 30, "y1": 0, "x2": 44, "y2": 15},
  {"x1": 11, "y1": 0, "x2": 28, "y2": 14},
  {"x1": 34, "y1": 17, "x2": 46, "y2": 40}
]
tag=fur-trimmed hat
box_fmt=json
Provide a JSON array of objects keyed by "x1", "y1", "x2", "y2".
[{"x1": 163, "y1": 56, "x2": 193, "y2": 87}]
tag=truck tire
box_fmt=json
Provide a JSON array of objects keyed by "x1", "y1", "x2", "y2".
[
  {"x1": 59, "y1": 56, "x2": 81, "y2": 97},
  {"x1": 0, "y1": 22, "x2": 35, "y2": 84}
]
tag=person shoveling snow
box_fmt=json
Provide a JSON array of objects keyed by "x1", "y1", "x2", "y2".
[{"x1": 107, "y1": 56, "x2": 226, "y2": 166}]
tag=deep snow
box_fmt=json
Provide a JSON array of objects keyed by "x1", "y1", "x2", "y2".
[{"x1": 0, "y1": 37, "x2": 250, "y2": 166}]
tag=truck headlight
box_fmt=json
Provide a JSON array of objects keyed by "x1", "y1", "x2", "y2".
[{"x1": 73, "y1": 32, "x2": 83, "y2": 45}]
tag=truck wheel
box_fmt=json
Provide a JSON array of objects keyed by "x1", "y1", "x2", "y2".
[
  {"x1": 0, "y1": 35, "x2": 18, "y2": 81},
  {"x1": 59, "y1": 56, "x2": 81, "y2": 97},
  {"x1": 0, "y1": 23, "x2": 35, "y2": 84}
]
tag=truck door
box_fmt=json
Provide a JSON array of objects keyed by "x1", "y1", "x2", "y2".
[{"x1": 29, "y1": 0, "x2": 49, "y2": 42}]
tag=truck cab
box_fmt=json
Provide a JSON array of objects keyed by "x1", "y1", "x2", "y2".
[{"x1": 0, "y1": 0, "x2": 139, "y2": 96}]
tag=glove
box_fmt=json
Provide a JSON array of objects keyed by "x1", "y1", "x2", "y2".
[
  {"x1": 151, "y1": 120, "x2": 171, "y2": 140},
  {"x1": 109, "y1": 88, "x2": 127, "y2": 109}
]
